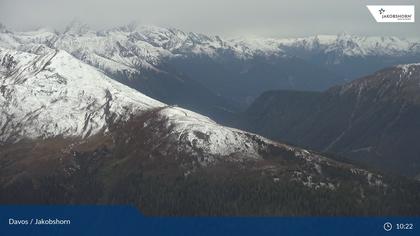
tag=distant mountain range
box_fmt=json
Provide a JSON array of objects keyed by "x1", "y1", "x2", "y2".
[
  {"x1": 234, "y1": 63, "x2": 420, "y2": 178},
  {"x1": 1, "y1": 22, "x2": 420, "y2": 121}
]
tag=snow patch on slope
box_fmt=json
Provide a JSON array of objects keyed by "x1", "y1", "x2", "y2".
[
  {"x1": 397, "y1": 63, "x2": 420, "y2": 74},
  {"x1": 158, "y1": 106, "x2": 262, "y2": 161}
]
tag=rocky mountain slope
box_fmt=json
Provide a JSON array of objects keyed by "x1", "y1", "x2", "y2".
[
  {"x1": 1, "y1": 46, "x2": 420, "y2": 215},
  {"x1": 0, "y1": 46, "x2": 164, "y2": 143},
  {"x1": 2, "y1": 109, "x2": 420, "y2": 216},
  {"x1": 235, "y1": 63, "x2": 420, "y2": 177},
  {"x1": 0, "y1": 46, "x2": 269, "y2": 161}
]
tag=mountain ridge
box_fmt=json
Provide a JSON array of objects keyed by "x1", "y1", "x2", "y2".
[
  {"x1": 2, "y1": 22, "x2": 420, "y2": 121},
  {"x1": 235, "y1": 63, "x2": 420, "y2": 177}
]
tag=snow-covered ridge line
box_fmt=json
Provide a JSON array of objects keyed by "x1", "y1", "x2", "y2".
[
  {"x1": 334, "y1": 61, "x2": 420, "y2": 100},
  {"x1": 1, "y1": 22, "x2": 419, "y2": 75},
  {"x1": 397, "y1": 63, "x2": 420, "y2": 73},
  {"x1": 0, "y1": 46, "x2": 164, "y2": 143},
  {"x1": 0, "y1": 46, "x2": 325, "y2": 164},
  {"x1": 0, "y1": 46, "x2": 282, "y2": 164}
]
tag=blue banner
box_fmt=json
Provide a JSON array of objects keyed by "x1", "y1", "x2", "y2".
[{"x1": 0, "y1": 205, "x2": 418, "y2": 236}]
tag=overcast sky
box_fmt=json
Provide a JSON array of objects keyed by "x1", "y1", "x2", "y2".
[{"x1": 0, "y1": 0, "x2": 419, "y2": 38}]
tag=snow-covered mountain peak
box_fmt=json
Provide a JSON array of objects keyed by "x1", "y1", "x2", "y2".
[
  {"x1": 0, "y1": 23, "x2": 418, "y2": 68},
  {"x1": 0, "y1": 23, "x2": 419, "y2": 85},
  {"x1": 0, "y1": 47, "x2": 164, "y2": 143},
  {"x1": 336, "y1": 31, "x2": 353, "y2": 39},
  {"x1": 0, "y1": 46, "x2": 284, "y2": 165},
  {"x1": 335, "y1": 62, "x2": 420, "y2": 104}
]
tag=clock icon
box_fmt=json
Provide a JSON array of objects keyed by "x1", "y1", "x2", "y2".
[{"x1": 384, "y1": 222, "x2": 393, "y2": 231}]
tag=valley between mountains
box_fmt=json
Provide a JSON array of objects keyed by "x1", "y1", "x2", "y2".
[{"x1": 234, "y1": 63, "x2": 420, "y2": 178}]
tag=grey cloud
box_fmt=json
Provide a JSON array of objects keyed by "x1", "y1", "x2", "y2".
[{"x1": 0, "y1": 0, "x2": 419, "y2": 37}]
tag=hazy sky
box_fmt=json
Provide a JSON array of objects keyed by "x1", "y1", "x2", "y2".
[{"x1": 0, "y1": 0, "x2": 419, "y2": 38}]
